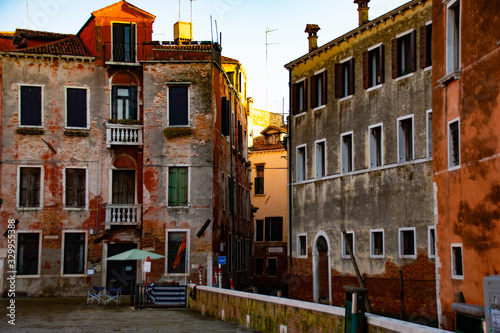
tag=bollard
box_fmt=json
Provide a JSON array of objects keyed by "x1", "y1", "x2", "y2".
[
  {"x1": 218, "y1": 264, "x2": 222, "y2": 289},
  {"x1": 199, "y1": 265, "x2": 203, "y2": 285}
]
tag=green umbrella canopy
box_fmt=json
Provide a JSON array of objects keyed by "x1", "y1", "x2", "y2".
[{"x1": 107, "y1": 249, "x2": 165, "y2": 260}]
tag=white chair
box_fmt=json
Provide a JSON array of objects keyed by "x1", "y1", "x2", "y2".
[{"x1": 87, "y1": 286, "x2": 105, "y2": 304}]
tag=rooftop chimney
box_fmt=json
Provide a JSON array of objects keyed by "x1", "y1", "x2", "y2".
[
  {"x1": 174, "y1": 21, "x2": 192, "y2": 44},
  {"x1": 354, "y1": 0, "x2": 370, "y2": 26},
  {"x1": 305, "y1": 24, "x2": 320, "y2": 53}
]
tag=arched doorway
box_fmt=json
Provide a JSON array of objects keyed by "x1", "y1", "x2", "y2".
[{"x1": 313, "y1": 232, "x2": 331, "y2": 304}]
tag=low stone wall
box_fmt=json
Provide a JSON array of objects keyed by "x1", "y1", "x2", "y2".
[{"x1": 187, "y1": 285, "x2": 452, "y2": 333}]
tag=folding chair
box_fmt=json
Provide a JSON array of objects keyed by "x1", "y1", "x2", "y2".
[
  {"x1": 87, "y1": 286, "x2": 105, "y2": 304},
  {"x1": 104, "y1": 287, "x2": 122, "y2": 305}
]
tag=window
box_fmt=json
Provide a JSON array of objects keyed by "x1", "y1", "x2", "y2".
[
  {"x1": 341, "y1": 231, "x2": 354, "y2": 258},
  {"x1": 238, "y1": 120, "x2": 243, "y2": 153},
  {"x1": 335, "y1": 58, "x2": 355, "y2": 98},
  {"x1": 370, "y1": 229, "x2": 384, "y2": 258},
  {"x1": 228, "y1": 176, "x2": 234, "y2": 214},
  {"x1": 20, "y1": 85, "x2": 42, "y2": 126},
  {"x1": 111, "y1": 86, "x2": 137, "y2": 120},
  {"x1": 222, "y1": 173, "x2": 226, "y2": 211},
  {"x1": 446, "y1": 0, "x2": 460, "y2": 74},
  {"x1": 448, "y1": 118, "x2": 460, "y2": 169},
  {"x1": 427, "y1": 110, "x2": 433, "y2": 159},
  {"x1": 392, "y1": 30, "x2": 416, "y2": 78},
  {"x1": 17, "y1": 232, "x2": 41, "y2": 275},
  {"x1": 364, "y1": 44, "x2": 385, "y2": 89},
  {"x1": 315, "y1": 140, "x2": 326, "y2": 178},
  {"x1": 451, "y1": 243, "x2": 464, "y2": 279},
  {"x1": 66, "y1": 88, "x2": 88, "y2": 128},
  {"x1": 399, "y1": 227, "x2": 416, "y2": 258},
  {"x1": 168, "y1": 167, "x2": 189, "y2": 206},
  {"x1": 63, "y1": 232, "x2": 86, "y2": 275},
  {"x1": 311, "y1": 70, "x2": 327, "y2": 108},
  {"x1": 221, "y1": 96, "x2": 230, "y2": 136},
  {"x1": 341, "y1": 132, "x2": 353, "y2": 173},
  {"x1": 296, "y1": 145, "x2": 306, "y2": 182},
  {"x1": 254, "y1": 165, "x2": 264, "y2": 195},
  {"x1": 398, "y1": 115, "x2": 414, "y2": 162},
  {"x1": 292, "y1": 79, "x2": 307, "y2": 115},
  {"x1": 428, "y1": 226, "x2": 436, "y2": 258},
  {"x1": 369, "y1": 124, "x2": 383, "y2": 168},
  {"x1": 18, "y1": 167, "x2": 42, "y2": 208},
  {"x1": 297, "y1": 234, "x2": 307, "y2": 258},
  {"x1": 112, "y1": 170, "x2": 135, "y2": 204},
  {"x1": 112, "y1": 23, "x2": 135, "y2": 62},
  {"x1": 168, "y1": 85, "x2": 189, "y2": 126},
  {"x1": 256, "y1": 220, "x2": 264, "y2": 242},
  {"x1": 267, "y1": 258, "x2": 277, "y2": 276},
  {"x1": 64, "y1": 168, "x2": 87, "y2": 209},
  {"x1": 265, "y1": 217, "x2": 283, "y2": 242},
  {"x1": 266, "y1": 132, "x2": 280, "y2": 145},
  {"x1": 237, "y1": 238, "x2": 242, "y2": 271},
  {"x1": 166, "y1": 230, "x2": 188, "y2": 274},
  {"x1": 255, "y1": 258, "x2": 264, "y2": 275},
  {"x1": 420, "y1": 23, "x2": 432, "y2": 69}
]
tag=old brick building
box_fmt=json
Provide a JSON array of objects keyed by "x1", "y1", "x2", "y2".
[
  {"x1": 285, "y1": 0, "x2": 437, "y2": 323},
  {"x1": 0, "y1": 0, "x2": 251, "y2": 296},
  {"x1": 432, "y1": 0, "x2": 500, "y2": 330}
]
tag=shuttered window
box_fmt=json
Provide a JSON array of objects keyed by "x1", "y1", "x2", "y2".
[
  {"x1": 255, "y1": 220, "x2": 264, "y2": 241},
  {"x1": 254, "y1": 165, "x2": 264, "y2": 195},
  {"x1": 65, "y1": 168, "x2": 86, "y2": 208},
  {"x1": 20, "y1": 86, "x2": 42, "y2": 126},
  {"x1": 238, "y1": 120, "x2": 243, "y2": 153},
  {"x1": 168, "y1": 86, "x2": 189, "y2": 126},
  {"x1": 398, "y1": 117, "x2": 414, "y2": 162},
  {"x1": 221, "y1": 97, "x2": 230, "y2": 136},
  {"x1": 265, "y1": 217, "x2": 283, "y2": 242},
  {"x1": 63, "y1": 233, "x2": 85, "y2": 275},
  {"x1": 66, "y1": 88, "x2": 87, "y2": 128},
  {"x1": 335, "y1": 59, "x2": 355, "y2": 98},
  {"x1": 19, "y1": 167, "x2": 41, "y2": 208},
  {"x1": 111, "y1": 86, "x2": 137, "y2": 120},
  {"x1": 420, "y1": 24, "x2": 432, "y2": 69},
  {"x1": 168, "y1": 167, "x2": 188, "y2": 206},
  {"x1": 341, "y1": 133, "x2": 353, "y2": 173},
  {"x1": 112, "y1": 170, "x2": 135, "y2": 204},
  {"x1": 292, "y1": 80, "x2": 307, "y2": 115},
  {"x1": 369, "y1": 125, "x2": 383, "y2": 168},
  {"x1": 17, "y1": 233, "x2": 40, "y2": 275},
  {"x1": 310, "y1": 70, "x2": 327, "y2": 108},
  {"x1": 228, "y1": 176, "x2": 234, "y2": 214},
  {"x1": 392, "y1": 30, "x2": 416, "y2": 78},
  {"x1": 448, "y1": 119, "x2": 460, "y2": 168},
  {"x1": 363, "y1": 45, "x2": 385, "y2": 89}
]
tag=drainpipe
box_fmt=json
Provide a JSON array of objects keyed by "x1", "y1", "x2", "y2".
[{"x1": 287, "y1": 70, "x2": 294, "y2": 297}]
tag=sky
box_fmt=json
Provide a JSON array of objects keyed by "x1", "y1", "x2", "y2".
[{"x1": 0, "y1": 0, "x2": 410, "y2": 115}]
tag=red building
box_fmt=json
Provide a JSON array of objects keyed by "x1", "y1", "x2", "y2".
[
  {"x1": 0, "y1": 0, "x2": 251, "y2": 296},
  {"x1": 432, "y1": 0, "x2": 500, "y2": 330}
]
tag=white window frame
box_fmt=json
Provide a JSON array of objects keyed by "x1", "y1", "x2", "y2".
[
  {"x1": 397, "y1": 114, "x2": 415, "y2": 163},
  {"x1": 165, "y1": 229, "x2": 190, "y2": 276},
  {"x1": 296, "y1": 144, "x2": 307, "y2": 182},
  {"x1": 340, "y1": 56, "x2": 354, "y2": 100},
  {"x1": 426, "y1": 110, "x2": 433, "y2": 159},
  {"x1": 63, "y1": 167, "x2": 89, "y2": 210},
  {"x1": 312, "y1": 68, "x2": 326, "y2": 110},
  {"x1": 341, "y1": 231, "x2": 354, "y2": 259},
  {"x1": 17, "y1": 165, "x2": 44, "y2": 210},
  {"x1": 294, "y1": 77, "x2": 307, "y2": 116},
  {"x1": 367, "y1": 42, "x2": 384, "y2": 90},
  {"x1": 297, "y1": 233, "x2": 308, "y2": 258},
  {"x1": 18, "y1": 84, "x2": 44, "y2": 128},
  {"x1": 315, "y1": 139, "x2": 326, "y2": 178},
  {"x1": 166, "y1": 82, "x2": 191, "y2": 127},
  {"x1": 65, "y1": 86, "x2": 90, "y2": 129},
  {"x1": 368, "y1": 123, "x2": 383, "y2": 168},
  {"x1": 341, "y1": 131, "x2": 354, "y2": 174},
  {"x1": 448, "y1": 118, "x2": 460, "y2": 170},
  {"x1": 61, "y1": 230, "x2": 88, "y2": 276},
  {"x1": 15, "y1": 230, "x2": 43, "y2": 278},
  {"x1": 428, "y1": 226, "x2": 436, "y2": 259},
  {"x1": 451, "y1": 243, "x2": 464, "y2": 280},
  {"x1": 166, "y1": 165, "x2": 190, "y2": 208},
  {"x1": 395, "y1": 29, "x2": 415, "y2": 80},
  {"x1": 398, "y1": 227, "x2": 417, "y2": 259},
  {"x1": 370, "y1": 229, "x2": 385, "y2": 258},
  {"x1": 446, "y1": 0, "x2": 461, "y2": 74}
]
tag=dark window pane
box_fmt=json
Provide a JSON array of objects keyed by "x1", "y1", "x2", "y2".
[
  {"x1": 255, "y1": 258, "x2": 264, "y2": 275},
  {"x1": 19, "y1": 167, "x2": 41, "y2": 207},
  {"x1": 67, "y1": 88, "x2": 87, "y2": 128},
  {"x1": 64, "y1": 233, "x2": 85, "y2": 274},
  {"x1": 65, "y1": 169, "x2": 86, "y2": 208},
  {"x1": 112, "y1": 170, "x2": 135, "y2": 204},
  {"x1": 17, "y1": 233, "x2": 40, "y2": 275},
  {"x1": 169, "y1": 86, "x2": 189, "y2": 125},
  {"x1": 167, "y1": 232, "x2": 187, "y2": 273},
  {"x1": 268, "y1": 258, "x2": 277, "y2": 276},
  {"x1": 113, "y1": 23, "x2": 135, "y2": 62},
  {"x1": 256, "y1": 220, "x2": 264, "y2": 242},
  {"x1": 20, "y1": 86, "x2": 42, "y2": 126}
]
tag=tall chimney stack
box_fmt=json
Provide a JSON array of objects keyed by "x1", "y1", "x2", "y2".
[
  {"x1": 354, "y1": 0, "x2": 370, "y2": 26},
  {"x1": 305, "y1": 24, "x2": 320, "y2": 53}
]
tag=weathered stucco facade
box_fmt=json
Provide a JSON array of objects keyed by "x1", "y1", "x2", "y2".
[
  {"x1": 432, "y1": 0, "x2": 500, "y2": 330},
  {"x1": 0, "y1": 0, "x2": 251, "y2": 297},
  {"x1": 285, "y1": 0, "x2": 437, "y2": 324}
]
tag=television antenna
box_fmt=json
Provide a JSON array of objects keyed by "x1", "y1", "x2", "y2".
[{"x1": 265, "y1": 27, "x2": 278, "y2": 110}]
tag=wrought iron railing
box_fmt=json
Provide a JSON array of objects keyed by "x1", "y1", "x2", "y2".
[
  {"x1": 106, "y1": 123, "x2": 143, "y2": 148},
  {"x1": 105, "y1": 204, "x2": 142, "y2": 229}
]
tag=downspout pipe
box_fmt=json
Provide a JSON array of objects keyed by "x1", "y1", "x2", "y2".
[{"x1": 287, "y1": 70, "x2": 293, "y2": 297}]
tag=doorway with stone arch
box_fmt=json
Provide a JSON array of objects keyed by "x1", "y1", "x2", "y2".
[{"x1": 312, "y1": 231, "x2": 331, "y2": 304}]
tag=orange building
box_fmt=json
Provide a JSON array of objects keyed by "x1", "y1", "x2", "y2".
[{"x1": 432, "y1": 0, "x2": 500, "y2": 330}]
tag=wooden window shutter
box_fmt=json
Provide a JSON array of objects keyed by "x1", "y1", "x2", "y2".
[
  {"x1": 321, "y1": 71, "x2": 327, "y2": 105},
  {"x1": 168, "y1": 168, "x2": 178, "y2": 206},
  {"x1": 111, "y1": 86, "x2": 118, "y2": 119},
  {"x1": 178, "y1": 167, "x2": 188, "y2": 206},
  {"x1": 169, "y1": 86, "x2": 188, "y2": 125},
  {"x1": 66, "y1": 169, "x2": 75, "y2": 207},
  {"x1": 67, "y1": 88, "x2": 87, "y2": 128},
  {"x1": 302, "y1": 79, "x2": 307, "y2": 111},
  {"x1": 348, "y1": 58, "x2": 355, "y2": 96},
  {"x1": 129, "y1": 86, "x2": 137, "y2": 120},
  {"x1": 410, "y1": 30, "x2": 417, "y2": 73},
  {"x1": 420, "y1": 25, "x2": 427, "y2": 69},
  {"x1": 21, "y1": 86, "x2": 42, "y2": 126},
  {"x1": 335, "y1": 63, "x2": 342, "y2": 98},
  {"x1": 391, "y1": 38, "x2": 398, "y2": 78},
  {"x1": 291, "y1": 84, "x2": 298, "y2": 115},
  {"x1": 379, "y1": 44, "x2": 385, "y2": 84},
  {"x1": 310, "y1": 75, "x2": 316, "y2": 108},
  {"x1": 76, "y1": 169, "x2": 86, "y2": 207},
  {"x1": 221, "y1": 97, "x2": 230, "y2": 135},
  {"x1": 363, "y1": 51, "x2": 369, "y2": 89}
]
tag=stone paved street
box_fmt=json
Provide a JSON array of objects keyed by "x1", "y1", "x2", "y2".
[{"x1": 0, "y1": 297, "x2": 261, "y2": 332}]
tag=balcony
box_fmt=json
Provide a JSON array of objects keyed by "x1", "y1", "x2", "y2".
[
  {"x1": 105, "y1": 204, "x2": 142, "y2": 230},
  {"x1": 106, "y1": 123, "x2": 143, "y2": 148}
]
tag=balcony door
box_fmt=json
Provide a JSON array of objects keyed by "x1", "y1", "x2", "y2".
[
  {"x1": 113, "y1": 23, "x2": 135, "y2": 62},
  {"x1": 112, "y1": 170, "x2": 135, "y2": 204}
]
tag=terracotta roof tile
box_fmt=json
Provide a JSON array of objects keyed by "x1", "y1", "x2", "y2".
[
  {"x1": 12, "y1": 36, "x2": 92, "y2": 57},
  {"x1": 15, "y1": 29, "x2": 73, "y2": 40}
]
